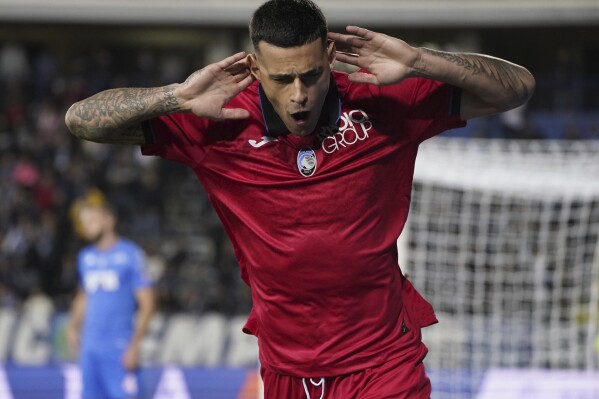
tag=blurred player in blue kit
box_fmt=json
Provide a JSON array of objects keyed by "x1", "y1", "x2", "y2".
[{"x1": 67, "y1": 200, "x2": 155, "y2": 399}]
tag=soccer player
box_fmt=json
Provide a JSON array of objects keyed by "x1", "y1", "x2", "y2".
[
  {"x1": 67, "y1": 201, "x2": 155, "y2": 399},
  {"x1": 64, "y1": 0, "x2": 535, "y2": 397}
]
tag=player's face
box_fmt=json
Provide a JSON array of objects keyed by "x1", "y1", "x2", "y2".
[
  {"x1": 250, "y1": 38, "x2": 336, "y2": 136},
  {"x1": 78, "y1": 206, "x2": 113, "y2": 243}
]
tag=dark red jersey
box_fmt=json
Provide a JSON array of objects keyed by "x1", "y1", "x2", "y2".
[{"x1": 141, "y1": 70, "x2": 466, "y2": 377}]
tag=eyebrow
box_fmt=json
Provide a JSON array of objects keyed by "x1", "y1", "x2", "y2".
[{"x1": 270, "y1": 67, "x2": 323, "y2": 80}]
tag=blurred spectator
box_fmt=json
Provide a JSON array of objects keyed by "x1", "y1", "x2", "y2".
[
  {"x1": 0, "y1": 42, "x2": 30, "y2": 83},
  {"x1": 31, "y1": 49, "x2": 59, "y2": 102},
  {"x1": 499, "y1": 104, "x2": 543, "y2": 140}
]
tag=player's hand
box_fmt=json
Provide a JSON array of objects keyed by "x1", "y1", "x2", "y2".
[
  {"x1": 328, "y1": 26, "x2": 420, "y2": 86},
  {"x1": 173, "y1": 52, "x2": 255, "y2": 120},
  {"x1": 122, "y1": 344, "x2": 140, "y2": 371}
]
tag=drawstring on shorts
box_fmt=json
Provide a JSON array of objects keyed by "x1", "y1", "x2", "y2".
[{"x1": 302, "y1": 377, "x2": 325, "y2": 399}]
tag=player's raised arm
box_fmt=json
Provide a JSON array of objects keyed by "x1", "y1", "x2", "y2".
[
  {"x1": 328, "y1": 26, "x2": 535, "y2": 120},
  {"x1": 64, "y1": 52, "x2": 255, "y2": 145}
]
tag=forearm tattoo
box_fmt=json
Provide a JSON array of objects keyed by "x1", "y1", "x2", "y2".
[
  {"x1": 67, "y1": 86, "x2": 181, "y2": 145},
  {"x1": 420, "y1": 48, "x2": 531, "y2": 104}
]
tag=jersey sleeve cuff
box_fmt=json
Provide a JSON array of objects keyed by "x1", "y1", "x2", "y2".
[
  {"x1": 140, "y1": 119, "x2": 155, "y2": 145},
  {"x1": 449, "y1": 86, "x2": 462, "y2": 117}
]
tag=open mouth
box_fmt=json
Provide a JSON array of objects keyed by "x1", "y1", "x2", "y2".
[{"x1": 291, "y1": 111, "x2": 310, "y2": 123}]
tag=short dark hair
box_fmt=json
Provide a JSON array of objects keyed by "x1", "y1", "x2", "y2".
[{"x1": 250, "y1": 0, "x2": 328, "y2": 51}]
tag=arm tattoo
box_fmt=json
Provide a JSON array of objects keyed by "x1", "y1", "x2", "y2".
[
  {"x1": 66, "y1": 85, "x2": 181, "y2": 145},
  {"x1": 420, "y1": 48, "x2": 531, "y2": 104}
]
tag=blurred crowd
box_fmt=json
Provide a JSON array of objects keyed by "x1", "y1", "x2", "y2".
[
  {"x1": 0, "y1": 40, "x2": 251, "y2": 315},
  {"x1": 0, "y1": 33, "x2": 597, "y2": 316}
]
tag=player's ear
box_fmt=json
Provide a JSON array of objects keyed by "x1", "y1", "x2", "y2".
[
  {"x1": 327, "y1": 39, "x2": 336, "y2": 67},
  {"x1": 247, "y1": 53, "x2": 261, "y2": 81}
]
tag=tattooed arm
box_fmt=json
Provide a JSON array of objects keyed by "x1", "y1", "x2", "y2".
[
  {"x1": 412, "y1": 48, "x2": 535, "y2": 120},
  {"x1": 329, "y1": 26, "x2": 535, "y2": 120},
  {"x1": 65, "y1": 52, "x2": 255, "y2": 145},
  {"x1": 65, "y1": 86, "x2": 179, "y2": 145}
]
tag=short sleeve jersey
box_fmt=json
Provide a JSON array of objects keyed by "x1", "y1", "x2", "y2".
[
  {"x1": 78, "y1": 238, "x2": 152, "y2": 344},
  {"x1": 141, "y1": 70, "x2": 466, "y2": 377}
]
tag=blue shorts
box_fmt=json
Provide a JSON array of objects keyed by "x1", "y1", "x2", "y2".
[{"x1": 80, "y1": 342, "x2": 140, "y2": 399}]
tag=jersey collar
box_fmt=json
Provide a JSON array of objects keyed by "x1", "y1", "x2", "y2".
[{"x1": 258, "y1": 74, "x2": 341, "y2": 137}]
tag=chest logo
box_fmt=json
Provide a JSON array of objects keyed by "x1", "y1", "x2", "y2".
[
  {"x1": 297, "y1": 148, "x2": 317, "y2": 177},
  {"x1": 84, "y1": 270, "x2": 120, "y2": 293},
  {"x1": 319, "y1": 109, "x2": 372, "y2": 154}
]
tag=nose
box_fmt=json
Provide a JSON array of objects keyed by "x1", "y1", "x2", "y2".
[{"x1": 291, "y1": 78, "x2": 308, "y2": 106}]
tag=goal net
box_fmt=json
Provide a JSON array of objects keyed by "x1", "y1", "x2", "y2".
[{"x1": 401, "y1": 138, "x2": 599, "y2": 398}]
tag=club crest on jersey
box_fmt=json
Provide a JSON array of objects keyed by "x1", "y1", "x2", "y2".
[{"x1": 297, "y1": 148, "x2": 317, "y2": 177}]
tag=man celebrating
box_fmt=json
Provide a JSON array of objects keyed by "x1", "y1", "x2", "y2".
[
  {"x1": 67, "y1": 199, "x2": 155, "y2": 399},
  {"x1": 65, "y1": 0, "x2": 534, "y2": 397}
]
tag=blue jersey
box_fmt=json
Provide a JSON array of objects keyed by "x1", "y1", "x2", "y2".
[{"x1": 78, "y1": 238, "x2": 152, "y2": 344}]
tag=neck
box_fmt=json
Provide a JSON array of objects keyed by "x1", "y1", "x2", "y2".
[{"x1": 96, "y1": 231, "x2": 118, "y2": 251}]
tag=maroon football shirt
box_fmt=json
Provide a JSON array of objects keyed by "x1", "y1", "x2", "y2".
[{"x1": 141, "y1": 70, "x2": 466, "y2": 377}]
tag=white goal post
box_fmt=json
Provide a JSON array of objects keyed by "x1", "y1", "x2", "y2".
[{"x1": 400, "y1": 138, "x2": 599, "y2": 398}]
